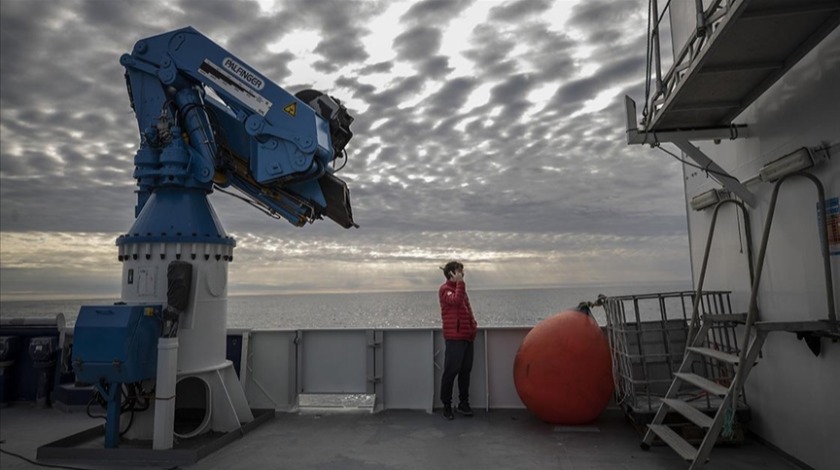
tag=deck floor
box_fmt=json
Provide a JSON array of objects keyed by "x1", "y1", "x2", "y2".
[{"x1": 0, "y1": 404, "x2": 804, "y2": 470}]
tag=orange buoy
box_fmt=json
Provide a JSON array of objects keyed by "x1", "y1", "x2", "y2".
[{"x1": 513, "y1": 309, "x2": 613, "y2": 424}]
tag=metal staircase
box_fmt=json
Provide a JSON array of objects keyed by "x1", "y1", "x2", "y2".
[
  {"x1": 642, "y1": 314, "x2": 767, "y2": 467},
  {"x1": 641, "y1": 173, "x2": 838, "y2": 469}
]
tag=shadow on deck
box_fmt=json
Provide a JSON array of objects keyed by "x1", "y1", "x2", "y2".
[{"x1": 0, "y1": 405, "x2": 805, "y2": 470}]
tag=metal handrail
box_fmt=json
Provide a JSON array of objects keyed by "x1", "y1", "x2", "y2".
[
  {"x1": 732, "y1": 172, "x2": 837, "y2": 408},
  {"x1": 685, "y1": 198, "x2": 755, "y2": 346},
  {"x1": 642, "y1": 0, "x2": 734, "y2": 126}
]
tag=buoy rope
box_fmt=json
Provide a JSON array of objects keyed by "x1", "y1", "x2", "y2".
[
  {"x1": 577, "y1": 294, "x2": 608, "y2": 315},
  {"x1": 722, "y1": 406, "x2": 736, "y2": 439}
]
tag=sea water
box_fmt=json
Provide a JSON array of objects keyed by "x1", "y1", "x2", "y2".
[{"x1": 0, "y1": 282, "x2": 692, "y2": 329}]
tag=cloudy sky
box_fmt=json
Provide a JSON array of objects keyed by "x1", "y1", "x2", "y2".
[{"x1": 0, "y1": 0, "x2": 693, "y2": 300}]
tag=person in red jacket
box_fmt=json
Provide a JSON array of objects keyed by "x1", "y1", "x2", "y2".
[{"x1": 438, "y1": 260, "x2": 478, "y2": 420}]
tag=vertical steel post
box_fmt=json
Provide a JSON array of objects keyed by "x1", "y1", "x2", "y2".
[
  {"x1": 100, "y1": 383, "x2": 122, "y2": 449},
  {"x1": 651, "y1": 0, "x2": 663, "y2": 94}
]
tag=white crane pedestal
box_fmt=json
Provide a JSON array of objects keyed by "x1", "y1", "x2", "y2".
[{"x1": 119, "y1": 240, "x2": 254, "y2": 442}]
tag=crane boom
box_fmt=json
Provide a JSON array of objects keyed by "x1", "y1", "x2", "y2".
[{"x1": 120, "y1": 26, "x2": 357, "y2": 228}]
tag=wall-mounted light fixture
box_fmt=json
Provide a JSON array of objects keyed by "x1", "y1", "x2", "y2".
[
  {"x1": 690, "y1": 188, "x2": 723, "y2": 211},
  {"x1": 759, "y1": 147, "x2": 814, "y2": 182}
]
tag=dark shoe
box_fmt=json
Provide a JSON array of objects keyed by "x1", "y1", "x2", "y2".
[
  {"x1": 443, "y1": 405, "x2": 454, "y2": 420},
  {"x1": 456, "y1": 403, "x2": 473, "y2": 417}
]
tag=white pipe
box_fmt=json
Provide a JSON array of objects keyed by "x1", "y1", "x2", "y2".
[{"x1": 153, "y1": 337, "x2": 179, "y2": 450}]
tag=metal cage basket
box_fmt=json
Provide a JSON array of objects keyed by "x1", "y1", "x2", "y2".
[{"x1": 602, "y1": 290, "x2": 748, "y2": 424}]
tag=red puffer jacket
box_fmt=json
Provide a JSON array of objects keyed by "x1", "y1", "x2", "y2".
[{"x1": 439, "y1": 280, "x2": 477, "y2": 341}]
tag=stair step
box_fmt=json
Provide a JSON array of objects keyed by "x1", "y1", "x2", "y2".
[
  {"x1": 648, "y1": 424, "x2": 698, "y2": 461},
  {"x1": 687, "y1": 347, "x2": 740, "y2": 364},
  {"x1": 675, "y1": 372, "x2": 729, "y2": 396},
  {"x1": 703, "y1": 313, "x2": 747, "y2": 323},
  {"x1": 660, "y1": 398, "x2": 714, "y2": 428}
]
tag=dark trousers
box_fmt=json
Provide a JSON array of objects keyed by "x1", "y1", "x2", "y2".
[{"x1": 440, "y1": 339, "x2": 474, "y2": 406}]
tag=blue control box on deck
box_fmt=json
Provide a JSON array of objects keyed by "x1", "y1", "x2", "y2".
[{"x1": 72, "y1": 304, "x2": 163, "y2": 384}]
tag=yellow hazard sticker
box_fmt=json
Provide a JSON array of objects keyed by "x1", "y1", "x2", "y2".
[
  {"x1": 283, "y1": 102, "x2": 297, "y2": 116},
  {"x1": 144, "y1": 307, "x2": 155, "y2": 316}
]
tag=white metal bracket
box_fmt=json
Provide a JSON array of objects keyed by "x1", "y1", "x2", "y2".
[{"x1": 624, "y1": 96, "x2": 756, "y2": 207}]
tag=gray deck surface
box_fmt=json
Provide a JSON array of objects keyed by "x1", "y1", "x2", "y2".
[{"x1": 0, "y1": 404, "x2": 803, "y2": 470}]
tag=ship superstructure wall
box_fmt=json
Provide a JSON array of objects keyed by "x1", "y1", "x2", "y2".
[{"x1": 683, "y1": 28, "x2": 840, "y2": 470}]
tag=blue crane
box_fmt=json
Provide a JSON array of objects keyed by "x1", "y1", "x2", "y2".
[{"x1": 71, "y1": 26, "x2": 357, "y2": 450}]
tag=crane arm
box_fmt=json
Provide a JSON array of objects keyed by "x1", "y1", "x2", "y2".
[{"x1": 121, "y1": 26, "x2": 356, "y2": 228}]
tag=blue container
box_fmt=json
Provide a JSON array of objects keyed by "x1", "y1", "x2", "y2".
[{"x1": 72, "y1": 305, "x2": 162, "y2": 384}]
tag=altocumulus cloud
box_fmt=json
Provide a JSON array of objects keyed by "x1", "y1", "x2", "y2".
[{"x1": 0, "y1": 0, "x2": 691, "y2": 299}]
